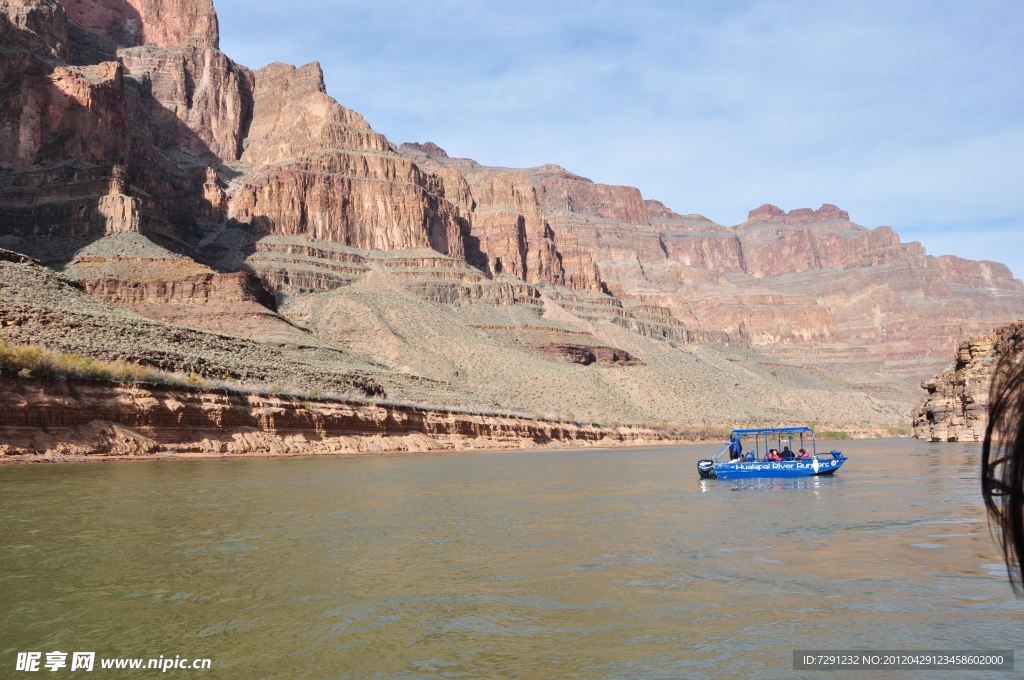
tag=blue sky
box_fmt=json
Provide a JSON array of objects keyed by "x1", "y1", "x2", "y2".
[{"x1": 216, "y1": 0, "x2": 1024, "y2": 276}]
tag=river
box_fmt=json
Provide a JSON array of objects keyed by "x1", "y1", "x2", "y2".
[{"x1": 1, "y1": 439, "x2": 1020, "y2": 678}]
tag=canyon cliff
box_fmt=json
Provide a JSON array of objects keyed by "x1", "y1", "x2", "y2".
[
  {"x1": 398, "y1": 144, "x2": 1024, "y2": 384},
  {"x1": 2, "y1": 0, "x2": 1020, "y2": 457},
  {"x1": 913, "y1": 321, "x2": 1024, "y2": 442}
]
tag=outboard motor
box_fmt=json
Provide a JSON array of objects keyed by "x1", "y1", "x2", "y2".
[{"x1": 697, "y1": 459, "x2": 717, "y2": 479}]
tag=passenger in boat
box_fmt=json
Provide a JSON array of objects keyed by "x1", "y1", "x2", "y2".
[
  {"x1": 798, "y1": 448, "x2": 812, "y2": 459},
  {"x1": 729, "y1": 435, "x2": 742, "y2": 460},
  {"x1": 781, "y1": 446, "x2": 794, "y2": 459},
  {"x1": 981, "y1": 336, "x2": 1024, "y2": 594},
  {"x1": 765, "y1": 449, "x2": 782, "y2": 462}
]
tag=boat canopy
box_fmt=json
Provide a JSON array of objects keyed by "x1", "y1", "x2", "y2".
[
  {"x1": 717, "y1": 427, "x2": 818, "y2": 462},
  {"x1": 730, "y1": 427, "x2": 815, "y2": 436}
]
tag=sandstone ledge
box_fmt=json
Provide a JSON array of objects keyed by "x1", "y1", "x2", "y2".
[
  {"x1": 912, "y1": 320, "x2": 1024, "y2": 442},
  {"x1": 0, "y1": 371, "x2": 695, "y2": 461}
]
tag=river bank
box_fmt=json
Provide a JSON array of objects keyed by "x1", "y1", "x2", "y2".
[
  {"x1": 0, "y1": 371, "x2": 696, "y2": 463},
  {"x1": 0, "y1": 371, "x2": 896, "y2": 463}
]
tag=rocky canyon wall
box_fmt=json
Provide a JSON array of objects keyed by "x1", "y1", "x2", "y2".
[
  {"x1": 397, "y1": 137, "x2": 1024, "y2": 378},
  {"x1": 0, "y1": 371, "x2": 687, "y2": 459},
  {"x1": 3, "y1": 0, "x2": 1023, "y2": 436},
  {"x1": 2, "y1": 0, "x2": 468, "y2": 268},
  {"x1": 59, "y1": 0, "x2": 219, "y2": 51},
  {"x1": 912, "y1": 321, "x2": 1024, "y2": 442}
]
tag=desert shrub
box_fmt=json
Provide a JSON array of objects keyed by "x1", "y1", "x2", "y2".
[{"x1": 0, "y1": 342, "x2": 191, "y2": 386}]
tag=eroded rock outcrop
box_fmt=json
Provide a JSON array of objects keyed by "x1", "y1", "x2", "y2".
[
  {"x1": 0, "y1": 371, "x2": 685, "y2": 458},
  {"x1": 1, "y1": 0, "x2": 230, "y2": 253},
  {"x1": 394, "y1": 138, "x2": 1024, "y2": 381},
  {"x1": 59, "y1": 0, "x2": 219, "y2": 51},
  {"x1": 912, "y1": 321, "x2": 1024, "y2": 442},
  {"x1": 226, "y1": 64, "x2": 465, "y2": 257}
]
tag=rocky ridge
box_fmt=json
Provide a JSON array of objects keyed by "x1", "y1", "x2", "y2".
[
  {"x1": 1, "y1": 256, "x2": 913, "y2": 433},
  {"x1": 912, "y1": 321, "x2": 1024, "y2": 442},
  {"x1": 398, "y1": 145, "x2": 1024, "y2": 384},
  {"x1": 1, "y1": 0, "x2": 1017, "y2": 457}
]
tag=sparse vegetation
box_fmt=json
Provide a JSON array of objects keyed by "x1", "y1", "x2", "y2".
[
  {"x1": 0, "y1": 342, "x2": 195, "y2": 385},
  {"x1": 817, "y1": 430, "x2": 849, "y2": 440},
  {"x1": 1, "y1": 259, "x2": 916, "y2": 435}
]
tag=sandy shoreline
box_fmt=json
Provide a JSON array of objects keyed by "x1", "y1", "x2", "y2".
[
  {"x1": 0, "y1": 438, "x2": 705, "y2": 465},
  {"x1": 1, "y1": 371, "x2": 897, "y2": 465}
]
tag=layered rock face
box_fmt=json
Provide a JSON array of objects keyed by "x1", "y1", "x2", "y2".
[
  {"x1": 0, "y1": 0, "x2": 233, "y2": 255},
  {"x1": 429, "y1": 166, "x2": 1024, "y2": 380},
  {"x1": 913, "y1": 321, "x2": 1024, "y2": 442},
  {"x1": 3, "y1": 0, "x2": 1022, "y2": 450},
  {"x1": 399, "y1": 145, "x2": 577, "y2": 287},
  {"x1": 396, "y1": 138, "x2": 1024, "y2": 381},
  {"x1": 229, "y1": 63, "x2": 464, "y2": 257},
  {"x1": 3, "y1": 0, "x2": 467, "y2": 268},
  {"x1": 0, "y1": 372, "x2": 687, "y2": 459},
  {"x1": 59, "y1": 0, "x2": 219, "y2": 51}
]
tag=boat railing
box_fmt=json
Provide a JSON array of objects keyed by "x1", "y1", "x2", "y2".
[
  {"x1": 726, "y1": 451, "x2": 845, "y2": 463},
  {"x1": 711, "y1": 443, "x2": 730, "y2": 463}
]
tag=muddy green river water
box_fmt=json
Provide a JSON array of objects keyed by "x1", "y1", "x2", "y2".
[{"x1": 1, "y1": 439, "x2": 1021, "y2": 678}]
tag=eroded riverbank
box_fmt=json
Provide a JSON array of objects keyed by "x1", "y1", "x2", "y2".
[{"x1": 0, "y1": 371, "x2": 695, "y2": 462}]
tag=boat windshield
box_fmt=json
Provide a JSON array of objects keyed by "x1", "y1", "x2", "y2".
[{"x1": 715, "y1": 427, "x2": 818, "y2": 462}]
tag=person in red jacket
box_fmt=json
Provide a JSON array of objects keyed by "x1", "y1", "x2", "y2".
[{"x1": 765, "y1": 449, "x2": 782, "y2": 461}]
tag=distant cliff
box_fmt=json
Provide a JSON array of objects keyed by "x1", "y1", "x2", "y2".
[
  {"x1": 400, "y1": 144, "x2": 1024, "y2": 384},
  {"x1": 913, "y1": 321, "x2": 1024, "y2": 442}
]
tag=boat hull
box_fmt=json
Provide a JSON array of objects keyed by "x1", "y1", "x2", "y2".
[{"x1": 710, "y1": 455, "x2": 847, "y2": 480}]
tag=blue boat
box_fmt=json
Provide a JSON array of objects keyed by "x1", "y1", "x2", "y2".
[{"x1": 697, "y1": 427, "x2": 848, "y2": 480}]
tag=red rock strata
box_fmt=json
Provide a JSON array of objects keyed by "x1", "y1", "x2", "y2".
[
  {"x1": 400, "y1": 144, "x2": 1024, "y2": 382},
  {"x1": 0, "y1": 372, "x2": 684, "y2": 458},
  {"x1": 3, "y1": 0, "x2": 1023, "y2": 440},
  {"x1": 59, "y1": 0, "x2": 219, "y2": 50}
]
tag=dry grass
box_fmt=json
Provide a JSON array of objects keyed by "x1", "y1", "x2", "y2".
[
  {"x1": 0, "y1": 342, "x2": 661, "y2": 428},
  {"x1": 0, "y1": 342, "x2": 207, "y2": 386}
]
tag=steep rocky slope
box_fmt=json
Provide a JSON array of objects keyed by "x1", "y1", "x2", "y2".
[
  {"x1": 2, "y1": 0, "x2": 1017, "y2": 455},
  {"x1": 913, "y1": 321, "x2": 1024, "y2": 442},
  {"x1": 1, "y1": 256, "x2": 910, "y2": 428},
  {"x1": 400, "y1": 144, "x2": 1024, "y2": 385}
]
